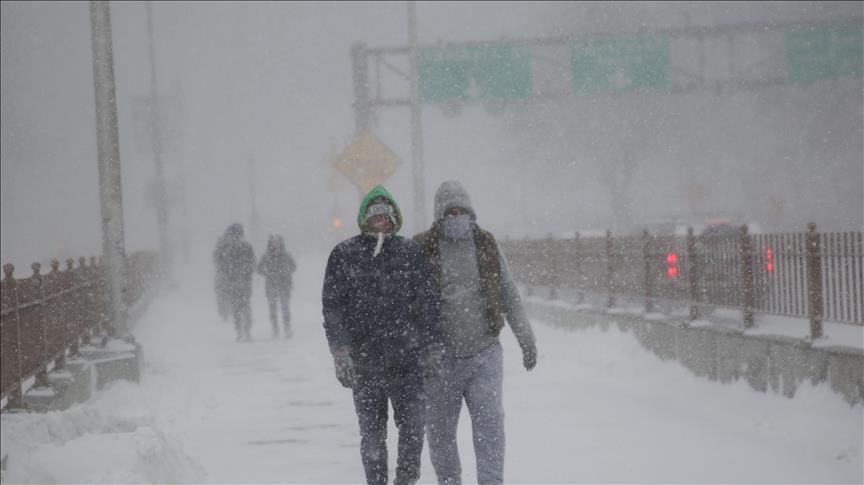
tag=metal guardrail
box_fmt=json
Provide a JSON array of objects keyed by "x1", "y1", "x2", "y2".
[
  {"x1": 502, "y1": 224, "x2": 863, "y2": 337},
  {"x1": 0, "y1": 251, "x2": 157, "y2": 408}
]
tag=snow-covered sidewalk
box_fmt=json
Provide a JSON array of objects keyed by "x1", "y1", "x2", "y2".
[{"x1": 2, "y1": 252, "x2": 861, "y2": 483}]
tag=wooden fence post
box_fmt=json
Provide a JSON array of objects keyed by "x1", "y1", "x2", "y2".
[
  {"x1": 50, "y1": 259, "x2": 67, "y2": 371},
  {"x1": 66, "y1": 258, "x2": 80, "y2": 357},
  {"x1": 32, "y1": 262, "x2": 51, "y2": 389},
  {"x1": 574, "y1": 231, "x2": 584, "y2": 304},
  {"x1": 523, "y1": 239, "x2": 534, "y2": 297},
  {"x1": 686, "y1": 227, "x2": 700, "y2": 321},
  {"x1": 79, "y1": 257, "x2": 93, "y2": 347},
  {"x1": 606, "y1": 230, "x2": 615, "y2": 308},
  {"x1": 740, "y1": 225, "x2": 755, "y2": 329},
  {"x1": 547, "y1": 234, "x2": 557, "y2": 300},
  {"x1": 806, "y1": 223, "x2": 823, "y2": 339},
  {"x1": 643, "y1": 230, "x2": 655, "y2": 313},
  {"x1": 2, "y1": 264, "x2": 23, "y2": 408}
]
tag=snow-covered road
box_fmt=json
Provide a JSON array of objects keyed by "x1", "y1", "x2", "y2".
[{"x1": 3, "y1": 253, "x2": 861, "y2": 483}]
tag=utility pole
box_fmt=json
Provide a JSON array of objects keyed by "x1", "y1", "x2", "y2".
[
  {"x1": 146, "y1": 0, "x2": 172, "y2": 280},
  {"x1": 351, "y1": 42, "x2": 370, "y2": 135},
  {"x1": 407, "y1": 1, "x2": 426, "y2": 232},
  {"x1": 89, "y1": 0, "x2": 128, "y2": 335}
]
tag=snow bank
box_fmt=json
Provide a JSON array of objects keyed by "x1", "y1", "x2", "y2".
[{"x1": 1, "y1": 381, "x2": 206, "y2": 484}]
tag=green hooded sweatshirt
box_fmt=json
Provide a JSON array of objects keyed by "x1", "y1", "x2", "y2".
[{"x1": 357, "y1": 184, "x2": 403, "y2": 233}]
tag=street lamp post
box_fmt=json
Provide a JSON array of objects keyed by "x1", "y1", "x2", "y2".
[{"x1": 89, "y1": 0, "x2": 128, "y2": 335}]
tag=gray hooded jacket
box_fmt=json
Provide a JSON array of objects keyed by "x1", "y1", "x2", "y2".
[{"x1": 421, "y1": 180, "x2": 535, "y2": 358}]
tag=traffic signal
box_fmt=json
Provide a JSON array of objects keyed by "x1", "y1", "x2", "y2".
[{"x1": 666, "y1": 251, "x2": 679, "y2": 277}]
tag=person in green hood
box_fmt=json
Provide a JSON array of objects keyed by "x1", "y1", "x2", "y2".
[{"x1": 323, "y1": 185, "x2": 444, "y2": 485}]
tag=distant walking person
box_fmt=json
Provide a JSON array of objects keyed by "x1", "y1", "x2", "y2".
[
  {"x1": 215, "y1": 223, "x2": 256, "y2": 341},
  {"x1": 414, "y1": 180, "x2": 537, "y2": 485},
  {"x1": 212, "y1": 228, "x2": 232, "y2": 322},
  {"x1": 258, "y1": 234, "x2": 297, "y2": 339}
]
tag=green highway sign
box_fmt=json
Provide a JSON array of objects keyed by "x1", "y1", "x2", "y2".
[
  {"x1": 418, "y1": 43, "x2": 532, "y2": 102},
  {"x1": 571, "y1": 35, "x2": 669, "y2": 92},
  {"x1": 785, "y1": 22, "x2": 862, "y2": 84}
]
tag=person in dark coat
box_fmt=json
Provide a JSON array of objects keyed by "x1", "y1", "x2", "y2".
[
  {"x1": 213, "y1": 228, "x2": 232, "y2": 322},
  {"x1": 215, "y1": 223, "x2": 256, "y2": 341},
  {"x1": 414, "y1": 180, "x2": 537, "y2": 485},
  {"x1": 258, "y1": 234, "x2": 297, "y2": 339},
  {"x1": 322, "y1": 184, "x2": 444, "y2": 485}
]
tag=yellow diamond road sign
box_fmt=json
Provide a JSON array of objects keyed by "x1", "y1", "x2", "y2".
[{"x1": 331, "y1": 131, "x2": 401, "y2": 193}]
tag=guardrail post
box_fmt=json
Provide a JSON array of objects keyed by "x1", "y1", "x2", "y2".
[
  {"x1": 51, "y1": 259, "x2": 72, "y2": 370},
  {"x1": 740, "y1": 225, "x2": 755, "y2": 329},
  {"x1": 50, "y1": 259, "x2": 66, "y2": 371},
  {"x1": 574, "y1": 231, "x2": 584, "y2": 304},
  {"x1": 79, "y1": 257, "x2": 93, "y2": 347},
  {"x1": 643, "y1": 230, "x2": 655, "y2": 313},
  {"x1": 2, "y1": 264, "x2": 23, "y2": 409},
  {"x1": 66, "y1": 258, "x2": 80, "y2": 357},
  {"x1": 686, "y1": 226, "x2": 700, "y2": 321},
  {"x1": 523, "y1": 239, "x2": 534, "y2": 297},
  {"x1": 806, "y1": 223, "x2": 823, "y2": 339},
  {"x1": 606, "y1": 230, "x2": 615, "y2": 308},
  {"x1": 32, "y1": 262, "x2": 51, "y2": 389},
  {"x1": 547, "y1": 233, "x2": 557, "y2": 300}
]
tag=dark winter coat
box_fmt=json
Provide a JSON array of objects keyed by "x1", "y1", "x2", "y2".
[
  {"x1": 322, "y1": 185, "x2": 442, "y2": 371},
  {"x1": 323, "y1": 234, "x2": 442, "y2": 370},
  {"x1": 257, "y1": 250, "x2": 296, "y2": 290},
  {"x1": 216, "y1": 237, "x2": 256, "y2": 295}
]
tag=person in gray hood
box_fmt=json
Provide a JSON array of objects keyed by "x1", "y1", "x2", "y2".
[{"x1": 414, "y1": 180, "x2": 537, "y2": 485}]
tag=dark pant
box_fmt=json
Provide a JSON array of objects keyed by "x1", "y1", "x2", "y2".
[
  {"x1": 352, "y1": 365, "x2": 426, "y2": 485},
  {"x1": 215, "y1": 275, "x2": 229, "y2": 321},
  {"x1": 228, "y1": 284, "x2": 252, "y2": 338},
  {"x1": 265, "y1": 282, "x2": 291, "y2": 333}
]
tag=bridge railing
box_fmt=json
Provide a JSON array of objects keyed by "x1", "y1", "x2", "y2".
[
  {"x1": 502, "y1": 224, "x2": 863, "y2": 337},
  {"x1": 0, "y1": 251, "x2": 158, "y2": 409}
]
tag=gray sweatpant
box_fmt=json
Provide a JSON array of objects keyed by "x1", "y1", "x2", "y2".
[{"x1": 425, "y1": 341, "x2": 504, "y2": 485}]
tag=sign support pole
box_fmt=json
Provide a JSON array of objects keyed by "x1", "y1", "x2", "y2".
[{"x1": 408, "y1": 1, "x2": 426, "y2": 232}]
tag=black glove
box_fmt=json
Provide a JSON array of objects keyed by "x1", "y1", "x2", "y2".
[
  {"x1": 421, "y1": 344, "x2": 445, "y2": 380},
  {"x1": 333, "y1": 348, "x2": 355, "y2": 388},
  {"x1": 520, "y1": 340, "x2": 537, "y2": 371}
]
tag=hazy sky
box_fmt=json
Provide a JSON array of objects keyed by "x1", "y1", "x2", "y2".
[{"x1": 2, "y1": 1, "x2": 862, "y2": 269}]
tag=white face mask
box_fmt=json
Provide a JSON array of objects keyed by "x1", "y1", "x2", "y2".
[{"x1": 442, "y1": 214, "x2": 472, "y2": 239}]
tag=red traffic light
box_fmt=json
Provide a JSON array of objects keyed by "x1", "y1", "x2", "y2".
[{"x1": 665, "y1": 251, "x2": 679, "y2": 278}]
